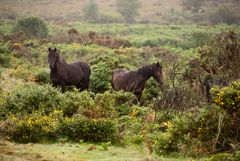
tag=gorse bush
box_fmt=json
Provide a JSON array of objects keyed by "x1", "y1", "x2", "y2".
[
  {"x1": 207, "y1": 153, "x2": 234, "y2": 161},
  {"x1": 183, "y1": 31, "x2": 240, "y2": 100},
  {"x1": 0, "y1": 110, "x2": 118, "y2": 143},
  {"x1": 62, "y1": 90, "x2": 94, "y2": 117},
  {"x1": 154, "y1": 105, "x2": 240, "y2": 156},
  {"x1": 35, "y1": 69, "x2": 51, "y2": 84},
  {"x1": 0, "y1": 110, "x2": 62, "y2": 143},
  {"x1": 0, "y1": 42, "x2": 11, "y2": 67},
  {"x1": 1, "y1": 84, "x2": 62, "y2": 116},
  {"x1": 90, "y1": 55, "x2": 120, "y2": 93},
  {"x1": 77, "y1": 91, "x2": 135, "y2": 119},
  {"x1": 58, "y1": 117, "x2": 118, "y2": 142},
  {"x1": 13, "y1": 17, "x2": 48, "y2": 38},
  {"x1": 211, "y1": 81, "x2": 240, "y2": 116}
]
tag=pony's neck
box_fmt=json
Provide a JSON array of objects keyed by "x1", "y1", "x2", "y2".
[
  {"x1": 137, "y1": 65, "x2": 154, "y2": 80},
  {"x1": 52, "y1": 55, "x2": 65, "y2": 72}
]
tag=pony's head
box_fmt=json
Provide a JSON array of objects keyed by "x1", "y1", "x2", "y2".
[
  {"x1": 48, "y1": 47, "x2": 59, "y2": 69},
  {"x1": 152, "y1": 62, "x2": 164, "y2": 87}
]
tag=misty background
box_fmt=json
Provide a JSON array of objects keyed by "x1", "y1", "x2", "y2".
[{"x1": 0, "y1": 0, "x2": 240, "y2": 25}]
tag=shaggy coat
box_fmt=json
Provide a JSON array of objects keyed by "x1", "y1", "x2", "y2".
[
  {"x1": 48, "y1": 47, "x2": 91, "y2": 91},
  {"x1": 111, "y1": 62, "x2": 163, "y2": 100}
]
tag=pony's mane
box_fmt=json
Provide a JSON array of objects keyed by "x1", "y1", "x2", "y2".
[
  {"x1": 56, "y1": 51, "x2": 66, "y2": 63},
  {"x1": 137, "y1": 64, "x2": 155, "y2": 78}
]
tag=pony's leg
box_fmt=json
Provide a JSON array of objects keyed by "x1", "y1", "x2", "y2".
[
  {"x1": 60, "y1": 82, "x2": 66, "y2": 92},
  {"x1": 52, "y1": 81, "x2": 59, "y2": 90},
  {"x1": 80, "y1": 78, "x2": 90, "y2": 91},
  {"x1": 75, "y1": 82, "x2": 82, "y2": 91},
  {"x1": 134, "y1": 90, "x2": 143, "y2": 105}
]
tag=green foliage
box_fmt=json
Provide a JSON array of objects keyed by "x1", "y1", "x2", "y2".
[
  {"x1": 155, "y1": 83, "x2": 201, "y2": 111},
  {"x1": 180, "y1": 31, "x2": 210, "y2": 49},
  {"x1": 100, "y1": 142, "x2": 111, "y2": 150},
  {"x1": 83, "y1": 0, "x2": 99, "y2": 22},
  {"x1": 90, "y1": 55, "x2": 119, "y2": 93},
  {"x1": 35, "y1": 69, "x2": 50, "y2": 84},
  {"x1": 141, "y1": 78, "x2": 161, "y2": 105},
  {"x1": 62, "y1": 90, "x2": 94, "y2": 117},
  {"x1": 0, "y1": 110, "x2": 118, "y2": 143},
  {"x1": 77, "y1": 91, "x2": 135, "y2": 119},
  {"x1": 90, "y1": 62, "x2": 112, "y2": 93},
  {"x1": 13, "y1": 17, "x2": 48, "y2": 38},
  {"x1": 0, "y1": 53, "x2": 11, "y2": 68},
  {"x1": 207, "y1": 153, "x2": 234, "y2": 161},
  {"x1": 184, "y1": 31, "x2": 240, "y2": 100},
  {"x1": 98, "y1": 13, "x2": 123, "y2": 24},
  {"x1": 1, "y1": 84, "x2": 63, "y2": 115},
  {"x1": 211, "y1": 81, "x2": 240, "y2": 115},
  {"x1": 0, "y1": 20, "x2": 13, "y2": 34},
  {"x1": 0, "y1": 111, "x2": 62, "y2": 143},
  {"x1": 234, "y1": 151, "x2": 240, "y2": 161},
  {"x1": 79, "y1": 91, "x2": 117, "y2": 119},
  {"x1": 0, "y1": 42, "x2": 11, "y2": 67},
  {"x1": 208, "y1": 5, "x2": 239, "y2": 25},
  {"x1": 154, "y1": 106, "x2": 239, "y2": 156},
  {"x1": 58, "y1": 117, "x2": 118, "y2": 143},
  {"x1": 116, "y1": 0, "x2": 141, "y2": 23}
]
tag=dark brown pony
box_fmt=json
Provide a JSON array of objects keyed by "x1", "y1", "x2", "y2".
[
  {"x1": 111, "y1": 62, "x2": 163, "y2": 100},
  {"x1": 48, "y1": 47, "x2": 91, "y2": 91}
]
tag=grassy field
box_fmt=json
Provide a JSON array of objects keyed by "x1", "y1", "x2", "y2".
[{"x1": 0, "y1": 140, "x2": 196, "y2": 161}]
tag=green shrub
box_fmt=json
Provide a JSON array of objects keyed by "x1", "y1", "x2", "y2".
[
  {"x1": 0, "y1": 42, "x2": 11, "y2": 67},
  {"x1": 90, "y1": 55, "x2": 119, "y2": 93},
  {"x1": 1, "y1": 84, "x2": 63, "y2": 115},
  {"x1": 155, "y1": 83, "x2": 201, "y2": 111},
  {"x1": 58, "y1": 117, "x2": 118, "y2": 143},
  {"x1": 98, "y1": 13, "x2": 123, "y2": 24},
  {"x1": 142, "y1": 78, "x2": 161, "y2": 105},
  {"x1": 90, "y1": 62, "x2": 112, "y2": 93},
  {"x1": 234, "y1": 151, "x2": 240, "y2": 161},
  {"x1": 0, "y1": 53, "x2": 11, "y2": 68},
  {"x1": 112, "y1": 91, "x2": 136, "y2": 115},
  {"x1": 211, "y1": 81, "x2": 240, "y2": 115},
  {"x1": 180, "y1": 31, "x2": 210, "y2": 49},
  {"x1": 183, "y1": 31, "x2": 240, "y2": 101},
  {"x1": 154, "y1": 106, "x2": 237, "y2": 156},
  {"x1": 77, "y1": 91, "x2": 135, "y2": 119},
  {"x1": 207, "y1": 153, "x2": 234, "y2": 161},
  {"x1": 13, "y1": 17, "x2": 49, "y2": 38},
  {"x1": 0, "y1": 111, "x2": 62, "y2": 143},
  {"x1": 35, "y1": 69, "x2": 51, "y2": 84},
  {"x1": 62, "y1": 90, "x2": 94, "y2": 117}
]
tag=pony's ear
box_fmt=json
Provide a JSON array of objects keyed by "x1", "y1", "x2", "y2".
[
  {"x1": 48, "y1": 47, "x2": 51, "y2": 52},
  {"x1": 156, "y1": 62, "x2": 160, "y2": 67},
  {"x1": 54, "y1": 48, "x2": 57, "y2": 52}
]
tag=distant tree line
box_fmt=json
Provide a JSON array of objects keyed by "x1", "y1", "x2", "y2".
[
  {"x1": 83, "y1": 0, "x2": 141, "y2": 24},
  {"x1": 82, "y1": 0, "x2": 240, "y2": 24}
]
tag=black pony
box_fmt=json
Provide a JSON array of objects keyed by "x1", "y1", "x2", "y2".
[
  {"x1": 111, "y1": 62, "x2": 164, "y2": 100},
  {"x1": 48, "y1": 47, "x2": 91, "y2": 91}
]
